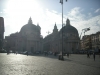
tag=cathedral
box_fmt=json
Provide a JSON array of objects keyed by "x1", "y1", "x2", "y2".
[
  {"x1": 43, "y1": 18, "x2": 80, "y2": 54},
  {"x1": 18, "y1": 17, "x2": 43, "y2": 53},
  {"x1": 5, "y1": 17, "x2": 43, "y2": 53}
]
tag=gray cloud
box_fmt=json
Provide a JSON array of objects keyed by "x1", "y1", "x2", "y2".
[{"x1": 95, "y1": 8, "x2": 100, "y2": 13}]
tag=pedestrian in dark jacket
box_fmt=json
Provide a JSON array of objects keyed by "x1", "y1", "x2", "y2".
[
  {"x1": 27, "y1": 51, "x2": 28, "y2": 56},
  {"x1": 87, "y1": 52, "x2": 90, "y2": 58},
  {"x1": 67, "y1": 53, "x2": 69, "y2": 58},
  {"x1": 93, "y1": 52, "x2": 95, "y2": 61}
]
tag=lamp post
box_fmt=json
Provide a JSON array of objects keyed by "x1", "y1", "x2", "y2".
[
  {"x1": 79, "y1": 27, "x2": 90, "y2": 52},
  {"x1": 77, "y1": 27, "x2": 90, "y2": 53},
  {"x1": 83, "y1": 27, "x2": 90, "y2": 51},
  {"x1": 59, "y1": 0, "x2": 67, "y2": 60}
]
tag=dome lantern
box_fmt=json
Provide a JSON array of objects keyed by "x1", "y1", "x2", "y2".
[
  {"x1": 28, "y1": 17, "x2": 33, "y2": 24},
  {"x1": 60, "y1": 18, "x2": 79, "y2": 35},
  {"x1": 66, "y1": 18, "x2": 70, "y2": 26}
]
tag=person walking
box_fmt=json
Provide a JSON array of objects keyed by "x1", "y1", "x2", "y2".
[
  {"x1": 16, "y1": 51, "x2": 17, "y2": 55},
  {"x1": 7, "y1": 50, "x2": 9, "y2": 55},
  {"x1": 67, "y1": 53, "x2": 69, "y2": 58},
  {"x1": 93, "y1": 52, "x2": 95, "y2": 61},
  {"x1": 87, "y1": 52, "x2": 90, "y2": 58},
  {"x1": 27, "y1": 51, "x2": 28, "y2": 56}
]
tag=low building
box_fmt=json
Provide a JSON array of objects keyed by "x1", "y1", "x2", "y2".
[
  {"x1": 82, "y1": 35, "x2": 92, "y2": 51},
  {"x1": 4, "y1": 32, "x2": 19, "y2": 52},
  {"x1": 91, "y1": 31, "x2": 100, "y2": 53},
  {"x1": 81, "y1": 31, "x2": 100, "y2": 53}
]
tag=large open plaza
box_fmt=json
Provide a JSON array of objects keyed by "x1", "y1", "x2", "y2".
[{"x1": 0, "y1": 53, "x2": 100, "y2": 75}]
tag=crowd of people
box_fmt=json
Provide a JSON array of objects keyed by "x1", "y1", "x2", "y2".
[{"x1": 5, "y1": 49, "x2": 99, "y2": 61}]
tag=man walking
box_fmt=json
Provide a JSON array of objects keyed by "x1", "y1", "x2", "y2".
[{"x1": 93, "y1": 52, "x2": 95, "y2": 61}]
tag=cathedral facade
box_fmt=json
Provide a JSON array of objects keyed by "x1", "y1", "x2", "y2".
[
  {"x1": 5, "y1": 17, "x2": 43, "y2": 53},
  {"x1": 43, "y1": 19, "x2": 80, "y2": 54},
  {"x1": 17, "y1": 17, "x2": 43, "y2": 53}
]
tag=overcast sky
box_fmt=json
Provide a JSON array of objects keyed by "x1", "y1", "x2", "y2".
[{"x1": 0, "y1": 0, "x2": 100, "y2": 38}]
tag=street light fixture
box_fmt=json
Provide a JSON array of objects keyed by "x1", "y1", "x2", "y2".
[
  {"x1": 82, "y1": 27, "x2": 90, "y2": 36},
  {"x1": 79, "y1": 27, "x2": 90, "y2": 40},
  {"x1": 78, "y1": 27, "x2": 90, "y2": 52},
  {"x1": 59, "y1": 0, "x2": 67, "y2": 60},
  {"x1": 77, "y1": 27, "x2": 90, "y2": 53},
  {"x1": 82, "y1": 27, "x2": 90, "y2": 51}
]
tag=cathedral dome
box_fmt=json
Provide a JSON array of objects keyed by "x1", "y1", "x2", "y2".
[
  {"x1": 62, "y1": 25, "x2": 78, "y2": 34},
  {"x1": 21, "y1": 24, "x2": 38, "y2": 32},
  {"x1": 60, "y1": 19, "x2": 78, "y2": 35},
  {"x1": 20, "y1": 17, "x2": 40, "y2": 32}
]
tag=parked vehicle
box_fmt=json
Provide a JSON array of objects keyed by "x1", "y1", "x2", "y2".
[
  {"x1": 9, "y1": 50, "x2": 12, "y2": 53},
  {"x1": 23, "y1": 51, "x2": 28, "y2": 55},
  {"x1": 0, "y1": 49, "x2": 7, "y2": 53}
]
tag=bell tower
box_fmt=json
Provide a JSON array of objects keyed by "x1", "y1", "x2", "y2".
[{"x1": 53, "y1": 22, "x2": 58, "y2": 34}]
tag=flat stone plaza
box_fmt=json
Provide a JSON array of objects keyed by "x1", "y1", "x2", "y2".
[{"x1": 0, "y1": 53, "x2": 100, "y2": 75}]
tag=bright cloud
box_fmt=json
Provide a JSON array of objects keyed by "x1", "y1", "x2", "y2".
[
  {"x1": 67, "y1": 7, "x2": 85, "y2": 21},
  {"x1": 67, "y1": 7, "x2": 100, "y2": 37}
]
